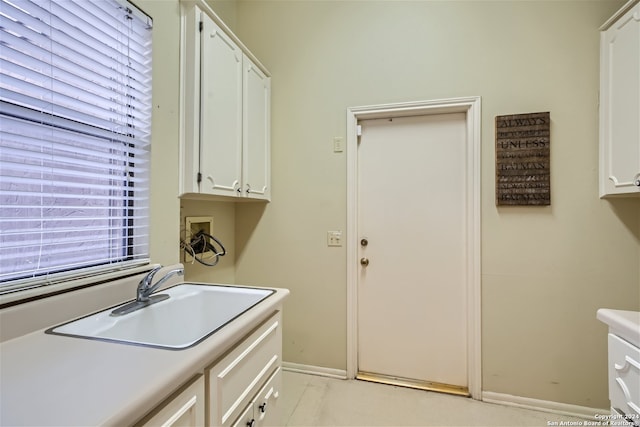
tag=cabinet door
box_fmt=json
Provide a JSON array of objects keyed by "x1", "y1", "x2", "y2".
[
  {"x1": 136, "y1": 375, "x2": 205, "y2": 427},
  {"x1": 200, "y1": 13, "x2": 243, "y2": 197},
  {"x1": 242, "y1": 54, "x2": 271, "y2": 201},
  {"x1": 207, "y1": 313, "x2": 282, "y2": 426},
  {"x1": 600, "y1": 3, "x2": 640, "y2": 197},
  {"x1": 608, "y1": 334, "x2": 640, "y2": 420}
]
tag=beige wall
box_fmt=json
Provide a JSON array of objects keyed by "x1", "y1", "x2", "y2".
[
  {"x1": 206, "y1": 0, "x2": 237, "y2": 30},
  {"x1": 139, "y1": 0, "x2": 182, "y2": 266},
  {"x1": 139, "y1": 0, "x2": 639, "y2": 410},
  {"x1": 229, "y1": 0, "x2": 640, "y2": 408}
]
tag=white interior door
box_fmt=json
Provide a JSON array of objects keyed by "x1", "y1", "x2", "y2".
[{"x1": 357, "y1": 112, "x2": 468, "y2": 393}]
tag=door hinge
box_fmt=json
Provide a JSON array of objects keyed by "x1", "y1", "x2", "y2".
[
  {"x1": 197, "y1": 172, "x2": 202, "y2": 184},
  {"x1": 199, "y1": 21, "x2": 203, "y2": 32},
  {"x1": 357, "y1": 125, "x2": 362, "y2": 136}
]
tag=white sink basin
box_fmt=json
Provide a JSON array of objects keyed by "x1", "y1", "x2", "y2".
[{"x1": 47, "y1": 283, "x2": 274, "y2": 349}]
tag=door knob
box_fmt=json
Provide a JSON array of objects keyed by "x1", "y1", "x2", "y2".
[{"x1": 360, "y1": 258, "x2": 369, "y2": 266}]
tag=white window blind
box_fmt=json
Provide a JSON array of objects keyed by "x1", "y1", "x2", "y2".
[{"x1": 0, "y1": 0, "x2": 153, "y2": 293}]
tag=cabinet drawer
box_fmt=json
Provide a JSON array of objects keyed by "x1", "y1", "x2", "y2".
[
  {"x1": 608, "y1": 333, "x2": 640, "y2": 420},
  {"x1": 230, "y1": 368, "x2": 281, "y2": 427},
  {"x1": 253, "y1": 367, "x2": 282, "y2": 427},
  {"x1": 208, "y1": 312, "x2": 281, "y2": 426}
]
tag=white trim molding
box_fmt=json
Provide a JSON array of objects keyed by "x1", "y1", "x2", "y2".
[
  {"x1": 482, "y1": 391, "x2": 610, "y2": 420},
  {"x1": 345, "y1": 97, "x2": 482, "y2": 399},
  {"x1": 283, "y1": 362, "x2": 348, "y2": 380}
]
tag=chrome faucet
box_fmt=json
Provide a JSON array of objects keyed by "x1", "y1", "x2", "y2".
[
  {"x1": 111, "y1": 266, "x2": 184, "y2": 316},
  {"x1": 137, "y1": 266, "x2": 184, "y2": 302}
]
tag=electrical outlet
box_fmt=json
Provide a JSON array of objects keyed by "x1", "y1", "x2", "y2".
[{"x1": 327, "y1": 231, "x2": 343, "y2": 247}]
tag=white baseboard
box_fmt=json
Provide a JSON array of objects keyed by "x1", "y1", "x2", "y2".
[
  {"x1": 482, "y1": 391, "x2": 609, "y2": 420},
  {"x1": 282, "y1": 366, "x2": 608, "y2": 420},
  {"x1": 282, "y1": 362, "x2": 347, "y2": 379}
]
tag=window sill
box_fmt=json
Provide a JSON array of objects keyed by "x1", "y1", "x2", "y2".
[{"x1": 0, "y1": 264, "x2": 153, "y2": 308}]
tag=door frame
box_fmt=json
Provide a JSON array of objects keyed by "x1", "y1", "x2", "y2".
[{"x1": 345, "y1": 97, "x2": 482, "y2": 399}]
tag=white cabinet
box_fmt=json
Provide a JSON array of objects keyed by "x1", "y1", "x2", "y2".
[
  {"x1": 608, "y1": 334, "x2": 640, "y2": 422},
  {"x1": 231, "y1": 369, "x2": 282, "y2": 427},
  {"x1": 199, "y1": 11, "x2": 243, "y2": 198},
  {"x1": 242, "y1": 55, "x2": 271, "y2": 200},
  {"x1": 599, "y1": 0, "x2": 640, "y2": 197},
  {"x1": 597, "y1": 309, "x2": 640, "y2": 425},
  {"x1": 136, "y1": 375, "x2": 205, "y2": 427},
  {"x1": 207, "y1": 312, "x2": 282, "y2": 426},
  {"x1": 180, "y1": 2, "x2": 271, "y2": 201}
]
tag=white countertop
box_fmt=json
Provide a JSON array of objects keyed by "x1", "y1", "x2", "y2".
[
  {"x1": 597, "y1": 308, "x2": 640, "y2": 347},
  {"x1": 0, "y1": 286, "x2": 289, "y2": 427}
]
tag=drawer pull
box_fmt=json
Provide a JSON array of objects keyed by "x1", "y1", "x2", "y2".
[
  {"x1": 259, "y1": 402, "x2": 267, "y2": 413},
  {"x1": 247, "y1": 419, "x2": 256, "y2": 427}
]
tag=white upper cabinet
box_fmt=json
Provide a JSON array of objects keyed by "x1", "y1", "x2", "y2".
[
  {"x1": 599, "y1": 0, "x2": 640, "y2": 197},
  {"x1": 243, "y1": 54, "x2": 271, "y2": 200},
  {"x1": 180, "y1": 2, "x2": 271, "y2": 201},
  {"x1": 199, "y1": 13, "x2": 243, "y2": 197}
]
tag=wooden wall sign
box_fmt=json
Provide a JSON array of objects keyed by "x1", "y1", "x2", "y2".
[{"x1": 495, "y1": 112, "x2": 550, "y2": 206}]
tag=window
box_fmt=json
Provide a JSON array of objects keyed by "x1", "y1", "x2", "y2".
[{"x1": 0, "y1": 0, "x2": 153, "y2": 294}]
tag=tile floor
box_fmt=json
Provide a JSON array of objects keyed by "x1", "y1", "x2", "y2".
[{"x1": 280, "y1": 370, "x2": 589, "y2": 426}]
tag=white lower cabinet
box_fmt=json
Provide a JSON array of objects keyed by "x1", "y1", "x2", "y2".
[
  {"x1": 135, "y1": 311, "x2": 283, "y2": 427},
  {"x1": 208, "y1": 312, "x2": 282, "y2": 427},
  {"x1": 231, "y1": 369, "x2": 282, "y2": 427},
  {"x1": 608, "y1": 333, "x2": 640, "y2": 422},
  {"x1": 136, "y1": 375, "x2": 206, "y2": 427}
]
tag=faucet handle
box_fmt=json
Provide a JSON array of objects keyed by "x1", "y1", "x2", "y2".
[{"x1": 140, "y1": 265, "x2": 163, "y2": 287}]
